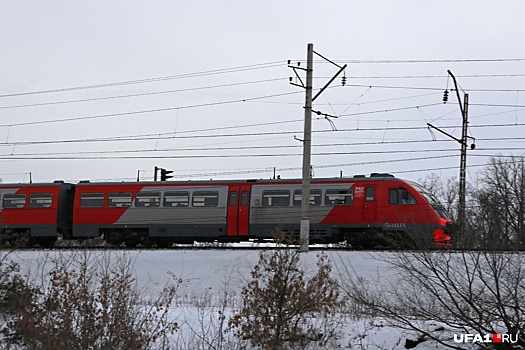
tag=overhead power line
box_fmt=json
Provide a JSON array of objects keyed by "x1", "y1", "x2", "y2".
[
  {"x1": 0, "y1": 78, "x2": 287, "y2": 110},
  {"x1": 326, "y1": 58, "x2": 525, "y2": 64},
  {"x1": 0, "y1": 91, "x2": 301, "y2": 128},
  {"x1": 0, "y1": 61, "x2": 284, "y2": 98},
  {"x1": 3, "y1": 119, "x2": 525, "y2": 147}
]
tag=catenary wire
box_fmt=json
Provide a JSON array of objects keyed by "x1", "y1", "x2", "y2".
[{"x1": 0, "y1": 61, "x2": 285, "y2": 98}]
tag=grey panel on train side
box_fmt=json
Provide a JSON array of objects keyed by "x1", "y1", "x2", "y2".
[
  {"x1": 249, "y1": 183, "x2": 353, "y2": 225},
  {"x1": 115, "y1": 186, "x2": 228, "y2": 226}
]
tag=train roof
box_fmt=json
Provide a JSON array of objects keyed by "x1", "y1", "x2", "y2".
[
  {"x1": 0, "y1": 173, "x2": 405, "y2": 187},
  {"x1": 0, "y1": 181, "x2": 73, "y2": 188},
  {"x1": 73, "y1": 173, "x2": 403, "y2": 186}
]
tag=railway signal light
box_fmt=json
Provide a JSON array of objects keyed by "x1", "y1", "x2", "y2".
[{"x1": 160, "y1": 168, "x2": 173, "y2": 181}]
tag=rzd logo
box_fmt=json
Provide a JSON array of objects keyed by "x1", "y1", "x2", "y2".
[{"x1": 454, "y1": 333, "x2": 519, "y2": 344}]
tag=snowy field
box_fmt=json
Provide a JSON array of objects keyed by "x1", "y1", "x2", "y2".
[{"x1": 4, "y1": 248, "x2": 486, "y2": 349}]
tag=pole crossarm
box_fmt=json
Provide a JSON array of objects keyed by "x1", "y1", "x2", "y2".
[
  {"x1": 312, "y1": 64, "x2": 347, "y2": 102},
  {"x1": 427, "y1": 123, "x2": 475, "y2": 146},
  {"x1": 447, "y1": 70, "x2": 466, "y2": 118}
]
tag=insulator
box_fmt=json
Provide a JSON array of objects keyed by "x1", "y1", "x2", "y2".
[
  {"x1": 342, "y1": 76, "x2": 347, "y2": 86},
  {"x1": 443, "y1": 90, "x2": 449, "y2": 103}
]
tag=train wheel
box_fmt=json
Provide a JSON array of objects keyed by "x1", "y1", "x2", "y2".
[
  {"x1": 140, "y1": 238, "x2": 154, "y2": 248},
  {"x1": 125, "y1": 240, "x2": 138, "y2": 248},
  {"x1": 13, "y1": 232, "x2": 35, "y2": 248},
  {"x1": 36, "y1": 237, "x2": 56, "y2": 248},
  {"x1": 155, "y1": 238, "x2": 172, "y2": 248},
  {"x1": 105, "y1": 232, "x2": 124, "y2": 247}
]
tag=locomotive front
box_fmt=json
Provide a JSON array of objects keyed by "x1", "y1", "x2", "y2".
[{"x1": 408, "y1": 181, "x2": 454, "y2": 247}]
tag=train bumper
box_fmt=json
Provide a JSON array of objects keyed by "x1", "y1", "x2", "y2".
[{"x1": 432, "y1": 218, "x2": 453, "y2": 247}]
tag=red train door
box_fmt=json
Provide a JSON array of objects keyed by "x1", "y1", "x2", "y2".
[
  {"x1": 227, "y1": 185, "x2": 251, "y2": 236},
  {"x1": 363, "y1": 185, "x2": 376, "y2": 221}
]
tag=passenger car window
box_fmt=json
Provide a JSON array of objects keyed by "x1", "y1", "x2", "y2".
[
  {"x1": 80, "y1": 193, "x2": 104, "y2": 208},
  {"x1": 107, "y1": 192, "x2": 132, "y2": 207},
  {"x1": 164, "y1": 191, "x2": 189, "y2": 207},
  {"x1": 262, "y1": 190, "x2": 290, "y2": 207},
  {"x1": 193, "y1": 191, "x2": 219, "y2": 207},
  {"x1": 3, "y1": 194, "x2": 26, "y2": 208},
  {"x1": 293, "y1": 189, "x2": 321, "y2": 206},
  {"x1": 29, "y1": 193, "x2": 53, "y2": 208},
  {"x1": 135, "y1": 192, "x2": 161, "y2": 207},
  {"x1": 325, "y1": 189, "x2": 353, "y2": 206}
]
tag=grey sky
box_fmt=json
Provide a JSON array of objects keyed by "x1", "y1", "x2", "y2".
[{"x1": 1, "y1": 1, "x2": 524, "y2": 183}]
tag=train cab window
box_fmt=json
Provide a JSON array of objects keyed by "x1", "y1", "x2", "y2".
[
  {"x1": 193, "y1": 191, "x2": 219, "y2": 207},
  {"x1": 164, "y1": 191, "x2": 189, "y2": 207},
  {"x1": 389, "y1": 189, "x2": 416, "y2": 205},
  {"x1": 107, "y1": 192, "x2": 132, "y2": 207},
  {"x1": 29, "y1": 193, "x2": 53, "y2": 208},
  {"x1": 325, "y1": 189, "x2": 353, "y2": 206},
  {"x1": 3, "y1": 194, "x2": 26, "y2": 208},
  {"x1": 135, "y1": 192, "x2": 161, "y2": 208},
  {"x1": 262, "y1": 190, "x2": 290, "y2": 206},
  {"x1": 240, "y1": 191, "x2": 250, "y2": 206},
  {"x1": 80, "y1": 193, "x2": 104, "y2": 208},
  {"x1": 365, "y1": 186, "x2": 375, "y2": 202},
  {"x1": 293, "y1": 189, "x2": 321, "y2": 206}
]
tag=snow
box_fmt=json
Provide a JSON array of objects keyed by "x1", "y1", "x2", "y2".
[{"x1": 5, "y1": 248, "x2": 462, "y2": 349}]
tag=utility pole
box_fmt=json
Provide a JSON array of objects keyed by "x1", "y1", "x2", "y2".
[
  {"x1": 427, "y1": 70, "x2": 473, "y2": 247},
  {"x1": 300, "y1": 43, "x2": 314, "y2": 253},
  {"x1": 289, "y1": 43, "x2": 346, "y2": 252},
  {"x1": 447, "y1": 70, "x2": 470, "y2": 247},
  {"x1": 458, "y1": 93, "x2": 469, "y2": 246}
]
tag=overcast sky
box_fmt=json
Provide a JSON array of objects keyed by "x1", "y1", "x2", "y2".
[{"x1": 1, "y1": 1, "x2": 524, "y2": 184}]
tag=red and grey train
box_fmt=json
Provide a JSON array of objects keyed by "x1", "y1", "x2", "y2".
[{"x1": 0, "y1": 173, "x2": 453, "y2": 248}]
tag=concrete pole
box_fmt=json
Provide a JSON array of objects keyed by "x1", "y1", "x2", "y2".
[{"x1": 299, "y1": 43, "x2": 314, "y2": 253}]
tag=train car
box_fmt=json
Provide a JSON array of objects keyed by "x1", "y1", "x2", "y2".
[
  {"x1": 70, "y1": 174, "x2": 452, "y2": 248},
  {"x1": 0, "y1": 181, "x2": 74, "y2": 247},
  {"x1": 249, "y1": 174, "x2": 452, "y2": 247},
  {"x1": 72, "y1": 180, "x2": 233, "y2": 246}
]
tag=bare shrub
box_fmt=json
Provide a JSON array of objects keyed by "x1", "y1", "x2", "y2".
[
  {"x1": 5, "y1": 251, "x2": 179, "y2": 350},
  {"x1": 340, "y1": 250, "x2": 525, "y2": 349},
  {"x1": 470, "y1": 156, "x2": 525, "y2": 250},
  {"x1": 230, "y1": 248, "x2": 344, "y2": 350},
  {"x1": 0, "y1": 253, "x2": 38, "y2": 344}
]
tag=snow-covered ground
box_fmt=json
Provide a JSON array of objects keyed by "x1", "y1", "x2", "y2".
[{"x1": 5, "y1": 248, "x2": 467, "y2": 349}]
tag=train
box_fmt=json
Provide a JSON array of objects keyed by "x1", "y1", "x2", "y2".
[{"x1": 0, "y1": 173, "x2": 453, "y2": 248}]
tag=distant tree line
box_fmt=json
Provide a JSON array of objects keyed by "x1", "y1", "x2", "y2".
[{"x1": 420, "y1": 155, "x2": 525, "y2": 250}]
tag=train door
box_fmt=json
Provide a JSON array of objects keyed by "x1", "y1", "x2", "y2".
[
  {"x1": 362, "y1": 185, "x2": 376, "y2": 221},
  {"x1": 227, "y1": 185, "x2": 251, "y2": 236}
]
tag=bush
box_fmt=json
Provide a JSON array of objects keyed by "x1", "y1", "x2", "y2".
[
  {"x1": 230, "y1": 248, "x2": 344, "y2": 350},
  {"x1": 341, "y1": 250, "x2": 525, "y2": 349},
  {"x1": 2, "y1": 251, "x2": 179, "y2": 350},
  {"x1": 0, "y1": 253, "x2": 39, "y2": 343}
]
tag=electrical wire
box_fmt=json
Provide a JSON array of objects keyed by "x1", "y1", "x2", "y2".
[
  {"x1": 3, "y1": 120, "x2": 525, "y2": 147},
  {"x1": 0, "y1": 90, "x2": 302, "y2": 129},
  {"x1": 323, "y1": 58, "x2": 525, "y2": 64},
  {"x1": 0, "y1": 61, "x2": 285, "y2": 98},
  {"x1": 0, "y1": 78, "x2": 287, "y2": 110}
]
